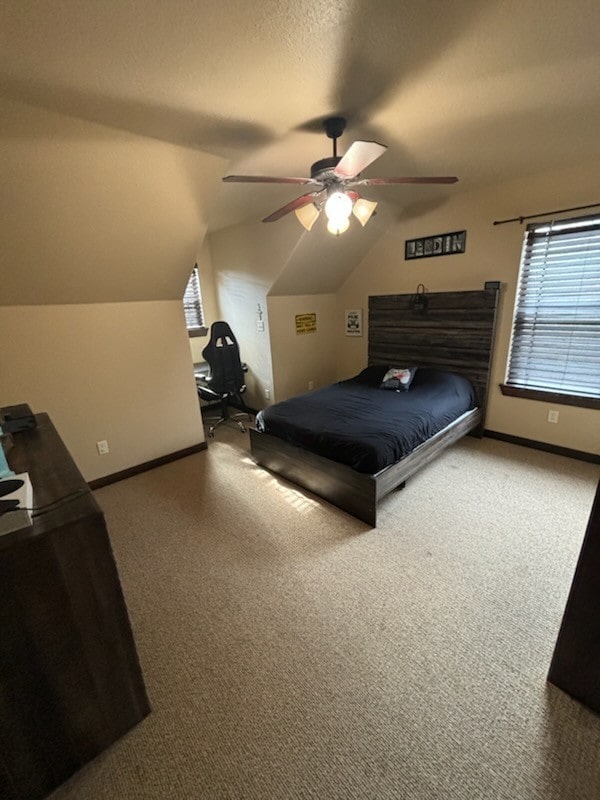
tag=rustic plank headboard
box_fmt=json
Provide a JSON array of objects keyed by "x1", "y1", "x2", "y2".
[{"x1": 368, "y1": 287, "x2": 500, "y2": 418}]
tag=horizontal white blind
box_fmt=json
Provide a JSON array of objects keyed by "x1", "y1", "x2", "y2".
[
  {"x1": 506, "y1": 215, "x2": 600, "y2": 398},
  {"x1": 183, "y1": 264, "x2": 204, "y2": 330}
]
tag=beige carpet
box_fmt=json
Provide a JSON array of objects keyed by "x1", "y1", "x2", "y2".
[{"x1": 50, "y1": 429, "x2": 600, "y2": 800}]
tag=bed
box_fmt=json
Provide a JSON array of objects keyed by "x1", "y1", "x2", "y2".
[{"x1": 249, "y1": 287, "x2": 500, "y2": 526}]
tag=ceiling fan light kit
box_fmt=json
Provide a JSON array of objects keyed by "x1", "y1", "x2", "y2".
[
  {"x1": 352, "y1": 198, "x2": 378, "y2": 227},
  {"x1": 324, "y1": 190, "x2": 353, "y2": 226},
  {"x1": 223, "y1": 117, "x2": 458, "y2": 236},
  {"x1": 295, "y1": 203, "x2": 320, "y2": 232},
  {"x1": 327, "y1": 218, "x2": 350, "y2": 236}
]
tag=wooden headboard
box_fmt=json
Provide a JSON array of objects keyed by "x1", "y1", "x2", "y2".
[{"x1": 368, "y1": 287, "x2": 500, "y2": 416}]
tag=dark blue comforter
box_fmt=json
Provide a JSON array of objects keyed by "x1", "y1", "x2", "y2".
[{"x1": 255, "y1": 366, "x2": 476, "y2": 474}]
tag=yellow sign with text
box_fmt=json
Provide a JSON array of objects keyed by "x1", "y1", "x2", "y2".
[{"x1": 295, "y1": 313, "x2": 317, "y2": 335}]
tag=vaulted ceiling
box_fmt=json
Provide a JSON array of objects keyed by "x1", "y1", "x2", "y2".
[{"x1": 1, "y1": 0, "x2": 599, "y2": 299}]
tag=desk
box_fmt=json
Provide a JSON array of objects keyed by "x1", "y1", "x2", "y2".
[
  {"x1": 194, "y1": 361, "x2": 250, "y2": 408},
  {"x1": 194, "y1": 362, "x2": 220, "y2": 410},
  {"x1": 0, "y1": 413, "x2": 150, "y2": 800},
  {"x1": 193, "y1": 361, "x2": 210, "y2": 380}
]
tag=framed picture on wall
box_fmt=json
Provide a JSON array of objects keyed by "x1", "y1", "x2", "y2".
[
  {"x1": 295, "y1": 313, "x2": 317, "y2": 335},
  {"x1": 345, "y1": 309, "x2": 363, "y2": 337},
  {"x1": 405, "y1": 229, "x2": 467, "y2": 260}
]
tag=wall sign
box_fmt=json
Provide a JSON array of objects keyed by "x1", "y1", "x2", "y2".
[
  {"x1": 405, "y1": 230, "x2": 466, "y2": 260},
  {"x1": 345, "y1": 309, "x2": 363, "y2": 336},
  {"x1": 295, "y1": 313, "x2": 317, "y2": 335}
]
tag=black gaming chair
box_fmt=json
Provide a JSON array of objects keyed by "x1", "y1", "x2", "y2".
[{"x1": 196, "y1": 321, "x2": 251, "y2": 436}]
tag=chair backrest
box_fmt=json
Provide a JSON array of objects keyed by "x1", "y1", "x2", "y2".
[{"x1": 202, "y1": 321, "x2": 246, "y2": 395}]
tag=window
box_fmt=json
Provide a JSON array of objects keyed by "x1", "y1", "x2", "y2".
[
  {"x1": 183, "y1": 264, "x2": 207, "y2": 337},
  {"x1": 501, "y1": 214, "x2": 600, "y2": 409}
]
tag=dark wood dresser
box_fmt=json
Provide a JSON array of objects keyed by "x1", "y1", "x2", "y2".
[
  {"x1": 0, "y1": 413, "x2": 150, "y2": 800},
  {"x1": 548, "y1": 479, "x2": 600, "y2": 712}
]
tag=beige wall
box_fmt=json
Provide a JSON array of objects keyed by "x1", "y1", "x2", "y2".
[
  {"x1": 208, "y1": 221, "x2": 298, "y2": 408},
  {"x1": 267, "y1": 294, "x2": 337, "y2": 402},
  {"x1": 215, "y1": 270, "x2": 272, "y2": 409},
  {"x1": 207, "y1": 208, "x2": 389, "y2": 407},
  {"x1": 336, "y1": 162, "x2": 600, "y2": 455},
  {"x1": 0, "y1": 302, "x2": 203, "y2": 481},
  {"x1": 207, "y1": 216, "x2": 378, "y2": 407}
]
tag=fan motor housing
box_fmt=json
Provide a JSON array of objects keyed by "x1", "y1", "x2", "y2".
[
  {"x1": 310, "y1": 156, "x2": 342, "y2": 180},
  {"x1": 324, "y1": 116, "x2": 346, "y2": 140}
]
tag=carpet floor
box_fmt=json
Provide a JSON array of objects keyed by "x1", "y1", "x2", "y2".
[{"x1": 50, "y1": 428, "x2": 600, "y2": 800}]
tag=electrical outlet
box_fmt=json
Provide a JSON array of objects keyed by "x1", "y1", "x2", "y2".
[
  {"x1": 256, "y1": 319, "x2": 264, "y2": 332},
  {"x1": 308, "y1": 380, "x2": 314, "y2": 390},
  {"x1": 264, "y1": 388, "x2": 270, "y2": 400},
  {"x1": 96, "y1": 439, "x2": 110, "y2": 455},
  {"x1": 547, "y1": 409, "x2": 559, "y2": 424}
]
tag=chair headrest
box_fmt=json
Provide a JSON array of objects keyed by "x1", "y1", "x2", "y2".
[{"x1": 207, "y1": 321, "x2": 237, "y2": 348}]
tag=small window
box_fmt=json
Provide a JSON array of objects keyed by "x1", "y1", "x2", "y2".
[
  {"x1": 501, "y1": 214, "x2": 600, "y2": 409},
  {"x1": 183, "y1": 264, "x2": 207, "y2": 337}
]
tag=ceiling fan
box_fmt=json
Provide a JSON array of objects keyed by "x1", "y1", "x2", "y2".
[{"x1": 222, "y1": 117, "x2": 458, "y2": 235}]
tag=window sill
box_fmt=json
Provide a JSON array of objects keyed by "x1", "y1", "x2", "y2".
[
  {"x1": 499, "y1": 384, "x2": 600, "y2": 410},
  {"x1": 188, "y1": 327, "x2": 208, "y2": 339}
]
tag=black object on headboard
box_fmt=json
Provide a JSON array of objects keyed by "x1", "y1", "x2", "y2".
[{"x1": 368, "y1": 287, "x2": 500, "y2": 416}]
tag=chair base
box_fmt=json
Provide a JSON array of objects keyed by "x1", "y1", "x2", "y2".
[
  {"x1": 204, "y1": 410, "x2": 251, "y2": 437},
  {"x1": 197, "y1": 378, "x2": 253, "y2": 438}
]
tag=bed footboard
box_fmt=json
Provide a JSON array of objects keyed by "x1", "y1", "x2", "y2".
[
  {"x1": 249, "y1": 427, "x2": 378, "y2": 526},
  {"x1": 249, "y1": 407, "x2": 481, "y2": 527}
]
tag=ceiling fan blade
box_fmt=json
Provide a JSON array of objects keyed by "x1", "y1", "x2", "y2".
[
  {"x1": 354, "y1": 176, "x2": 459, "y2": 186},
  {"x1": 333, "y1": 140, "x2": 387, "y2": 179},
  {"x1": 223, "y1": 175, "x2": 320, "y2": 185},
  {"x1": 262, "y1": 191, "x2": 324, "y2": 223}
]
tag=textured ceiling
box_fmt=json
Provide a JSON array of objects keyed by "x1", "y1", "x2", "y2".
[{"x1": 1, "y1": 0, "x2": 599, "y2": 234}]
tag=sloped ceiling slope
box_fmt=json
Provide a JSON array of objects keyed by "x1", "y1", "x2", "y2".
[
  {"x1": 0, "y1": 96, "x2": 226, "y2": 305},
  {"x1": 1, "y1": 0, "x2": 599, "y2": 299},
  {"x1": 209, "y1": 205, "x2": 402, "y2": 297},
  {"x1": 268, "y1": 205, "x2": 399, "y2": 296}
]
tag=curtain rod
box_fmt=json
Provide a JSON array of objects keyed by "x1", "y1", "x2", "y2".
[{"x1": 493, "y1": 201, "x2": 600, "y2": 226}]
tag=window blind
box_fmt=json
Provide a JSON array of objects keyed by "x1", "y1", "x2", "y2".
[
  {"x1": 183, "y1": 264, "x2": 205, "y2": 331},
  {"x1": 506, "y1": 214, "x2": 600, "y2": 399}
]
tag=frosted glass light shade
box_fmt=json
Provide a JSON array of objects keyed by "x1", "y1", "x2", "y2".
[
  {"x1": 327, "y1": 217, "x2": 350, "y2": 236},
  {"x1": 295, "y1": 203, "x2": 320, "y2": 231},
  {"x1": 324, "y1": 191, "x2": 353, "y2": 225},
  {"x1": 352, "y1": 198, "x2": 378, "y2": 227}
]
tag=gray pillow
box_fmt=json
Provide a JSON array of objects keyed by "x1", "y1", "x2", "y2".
[{"x1": 380, "y1": 367, "x2": 417, "y2": 391}]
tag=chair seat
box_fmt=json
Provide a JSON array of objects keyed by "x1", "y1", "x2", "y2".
[{"x1": 196, "y1": 379, "x2": 221, "y2": 404}]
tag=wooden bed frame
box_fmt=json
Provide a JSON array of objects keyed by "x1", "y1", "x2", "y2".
[{"x1": 249, "y1": 286, "x2": 500, "y2": 526}]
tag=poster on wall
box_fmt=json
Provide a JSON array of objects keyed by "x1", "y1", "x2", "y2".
[
  {"x1": 405, "y1": 230, "x2": 466, "y2": 260},
  {"x1": 295, "y1": 313, "x2": 317, "y2": 335},
  {"x1": 345, "y1": 309, "x2": 363, "y2": 336}
]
